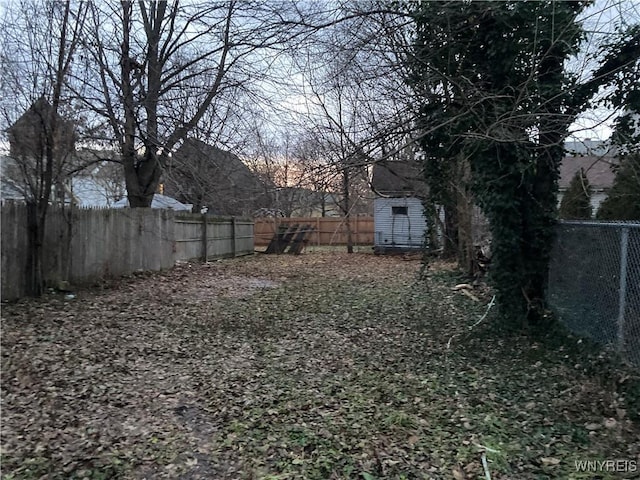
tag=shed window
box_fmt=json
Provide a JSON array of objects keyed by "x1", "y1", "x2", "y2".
[{"x1": 392, "y1": 206, "x2": 408, "y2": 215}]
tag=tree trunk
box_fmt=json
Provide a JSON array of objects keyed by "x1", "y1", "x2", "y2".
[
  {"x1": 457, "y1": 189, "x2": 474, "y2": 276},
  {"x1": 343, "y1": 167, "x2": 353, "y2": 253},
  {"x1": 26, "y1": 202, "x2": 49, "y2": 296},
  {"x1": 442, "y1": 202, "x2": 458, "y2": 259},
  {"x1": 120, "y1": 2, "x2": 154, "y2": 208},
  {"x1": 522, "y1": 37, "x2": 566, "y2": 325},
  {"x1": 456, "y1": 159, "x2": 475, "y2": 276},
  {"x1": 522, "y1": 157, "x2": 557, "y2": 324}
]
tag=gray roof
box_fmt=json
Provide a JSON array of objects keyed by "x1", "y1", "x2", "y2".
[
  {"x1": 165, "y1": 138, "x2": 269, "y2": 215},
  {"x1": 113, "y1": 193, "x2": 192, "y2": 211},
  {"x1": 371, "y1": 161, "x2": 426, "y2": 197},
  {"x1": 559, "y1": 155, "x2": 617, "y2": 191}
]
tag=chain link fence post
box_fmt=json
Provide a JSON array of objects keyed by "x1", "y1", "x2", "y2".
[{"x1": 617, "y1": 227, "x2": 629, "y2": 355}]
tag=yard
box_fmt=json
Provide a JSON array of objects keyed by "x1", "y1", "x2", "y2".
[{"x1": 1, "y1": 251, "x2": 638, "y2": 479}]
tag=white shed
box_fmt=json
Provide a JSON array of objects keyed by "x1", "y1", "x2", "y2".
[
  {"x1": 371, "y1": 161, "x2": 429, "y2": 254},
  {"x1": 373, "y1": 196, "x2": 426, "y2": 252}
]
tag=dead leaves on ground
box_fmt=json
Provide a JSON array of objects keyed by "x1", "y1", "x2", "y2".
[{"x1": 1, "y1": 252, "x2": 638, "y2": 479}]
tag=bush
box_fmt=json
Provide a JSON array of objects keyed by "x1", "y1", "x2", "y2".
[
  {"x1": 559, "y1": 168, "x2": 592, "y2": 219},
  {"x1": 596, "y1": 154, "x2": 640, "y2": 220}
]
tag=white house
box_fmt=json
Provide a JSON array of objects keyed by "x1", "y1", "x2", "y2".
[
  {"x1": 0, "y1": 155, "x2": 28, "y2": 201},
  {"x1": 2, "y1": 147, "x2": 191, "y2": 211}
]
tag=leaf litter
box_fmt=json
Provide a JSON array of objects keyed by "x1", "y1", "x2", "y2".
[{"x1": 1, "y1": 251, "x2": 638, "y2": 479}]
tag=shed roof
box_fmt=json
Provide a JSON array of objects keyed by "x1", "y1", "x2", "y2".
[{"x1": 371, "y1": 161, "x2": 426, "y2": 197}]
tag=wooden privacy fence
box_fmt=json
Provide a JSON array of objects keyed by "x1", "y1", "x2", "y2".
[
  {"x1": 174, "y1": 214, "x2": 254, "y2": 261},
  {"x1": 254, "y1": 216, "x2": 374, "y2": 247},
  {"x1": 1, "y1": 202, "x2": 253, "y2": 301}
]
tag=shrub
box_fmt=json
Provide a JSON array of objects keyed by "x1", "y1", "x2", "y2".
[
  {"x1": 559, "y1": 168, "x2": 592, "y2": 219},
  {"x1": 597, "y1": 154, "x2": 640, "y2": 220}
]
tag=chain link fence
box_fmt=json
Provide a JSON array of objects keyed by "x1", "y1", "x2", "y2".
[{"x1": 547, "y1": 221, "x2": 640, "y2": 367}]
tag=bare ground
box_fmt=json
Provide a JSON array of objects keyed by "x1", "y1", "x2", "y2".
[{"x1": 1, "y1": 252, "x2": 638, "y2": 479}]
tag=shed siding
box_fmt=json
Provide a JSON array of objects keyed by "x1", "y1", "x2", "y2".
[{"x1": 374, "y1": 197, "x2": 426, "y2": 249}]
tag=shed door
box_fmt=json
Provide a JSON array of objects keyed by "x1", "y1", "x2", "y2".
[{"x1": 391, "y1": 205, "x2": 410, "y2": 245}]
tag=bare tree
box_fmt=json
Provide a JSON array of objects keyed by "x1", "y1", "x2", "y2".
[
  {"x1": 245, "y1": 131, "x2": 303, "y2": 217},
  {"x1": 289, "y1": 3, "x2": 414, "y2": 251},
  {"x1": 0, "y1": 0, "x2": 88, "y2": 294},
  {"x1": 244, "y1": 127, "x2": 340, "y2": 217},
  {"x1": 299, "y1": 80, "x2": 370, "y2": 252},
  {"x1": 73, "y1": 1, "x2": 311, "y2": 208},
  {"x1": 291, "y1": 133, "x2": 342, "y2": 217}
]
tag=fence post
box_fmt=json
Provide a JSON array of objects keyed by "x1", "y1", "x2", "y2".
[
  {"x1": 617, "y1": 227, "x2": 629, "y2": 354},
  {"x1": 202, "y1": 213, "x2": 208, "y2": 262},
  {"x1": 355, "y1": 215, "x2": 359, "y2": 247},
  {"x1": 232, "y1": 217, "x2": 237, "y2": 257}
]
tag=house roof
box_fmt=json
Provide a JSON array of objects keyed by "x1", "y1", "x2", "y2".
[
  {"x1": 559, "y1": 155, "x2": 617, "y2": 191},
  {"x1": 112, "y1": 193, "x2": 192, "y2": 211},
  {"x1": 372, "y1": 153, "x2": 617, "y2": 196},
  {"x1": 565, "y1": 139, "x2": 616, "y2": 157},
  {"x1": 171, "y1": 139, "x2": 258, "y2": 186},
  {"x1": 8, "y1": 97, "x2": 63, "y2": 131},
  {"x1": 165, "y1": 138, "x2": 268, "y2": 215},
  {"x1": 371, "y1": 161, "x2": 426, "y2": 197},
  {"x1": 7, "y1": 97, "x2": 76, "y2": 159}
]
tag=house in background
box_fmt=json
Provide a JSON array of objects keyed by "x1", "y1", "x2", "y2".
[
  {"x1": 0, "y1": 150, "x2": 126, "y2": 207},
  {"x1": 3, "y1": 97, "x2": 76, "y2": 204},
  {"x1": 7, "y1": 97, "x2": 76, "y2": 163},
  {"x1": 164, "y1": 138, "x2": 270, "y2": 216},
  {"x1": 68, "y1": 149, "x2": 125, "y2": 207},
  {"x1": 559, "y1": 140, "x2": 618, "y2": 215},
  {"x1": 2, "y1": 100, "x2": 195, "y2": 210},
  {"x1": 368, "y1": 140, "x2": 619, "y2": 256},
  {"x1": 2, "y1": 143, "x2": 189, "y2": 210},
  {"x1": 370, "y1": 161, "x2": 428, "y2": 253},
  {"x1": 0, "y1": 155, "x2": 30, "y2": 201}
]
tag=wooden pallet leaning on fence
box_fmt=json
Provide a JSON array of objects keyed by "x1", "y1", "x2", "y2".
[
  {"x1": 288, "y1": 225, "x2": 315, "y2": 255},
  {"x1": 265, "y1": 224, "x2": 314, "y2": 255},
  {"x1": 265, "y1": 224, "x2": 298, "y2": 254}
]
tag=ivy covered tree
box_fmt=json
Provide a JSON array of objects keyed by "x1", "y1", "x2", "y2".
[
  {"x1": 407, "y1": 1, "x2": 640, "y2": 326},
  {"x1": 596, "y1": 154, "x2": 640, "y2": 220},
  {"x1": 559, "y1": 169, "x2": 593, "y2": 220},
  {"x1": 407, "y1": 1, "x2": 587, "y2": 325}
]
